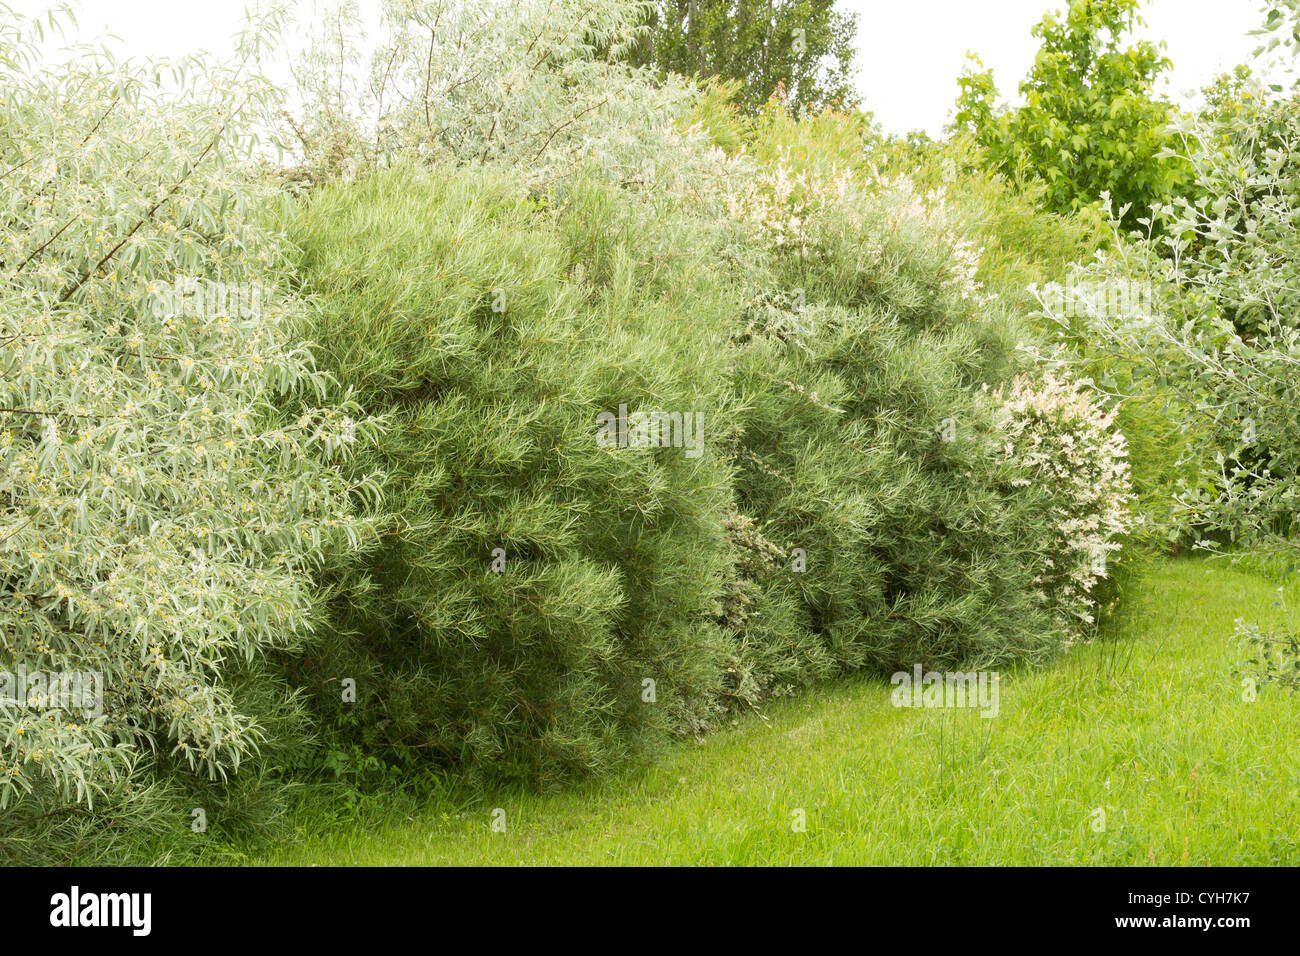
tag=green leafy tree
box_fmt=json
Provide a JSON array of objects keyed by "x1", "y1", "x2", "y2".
[
  {"x1": 1254, "y1": 0, "x2": 1300, "y2": 67},
  {"x1": 634, "y1": 0, "x2": 858, "y2": 114},
  {"x1": 954, "y1": 0, "x2": 1189, "y2": 226}
]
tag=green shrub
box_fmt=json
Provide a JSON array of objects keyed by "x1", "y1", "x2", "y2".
[
  {"x1": 720, "y1": 104, "x2": 1135, "y2": 675},
  {"x1": 1036, "y1": 287, "x2": 1208, "y2": 557},
  {"x1": 287, "y1": 165, "x2": 741, "y2": 786},
  {"x1": 730, "y1": 301, "x2": 1071, "y2": 676},
  {"x1": 279, "y1": 19, "x2": 1139, "y2": 792},
  {"x1": 1065, "y1": 37, "x2": 1300, "y2": 566}
]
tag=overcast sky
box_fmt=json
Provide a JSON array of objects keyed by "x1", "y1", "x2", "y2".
[
  {"x1": 845, "y1": 0, "x2": 1276, "y2": 135},
  {"x1": 3, "y1": 0, "x2": 1282, "y2": 136}
]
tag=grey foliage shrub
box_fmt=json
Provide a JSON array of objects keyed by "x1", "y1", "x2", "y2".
[
  {"x1": 1079, "y1": 40, "x2": 1300, "y2": 565},
  {"x1": 0, "y1": 4, "x2": 380, "y2": 860}
]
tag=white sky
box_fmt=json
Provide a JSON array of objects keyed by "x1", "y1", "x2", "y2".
[
  {"x1": 2, "y1": 0, "x2": 1285, "y2": 136},
  {"x1": 845, "y1": 0, "x2": 1279, "y2": 135}
]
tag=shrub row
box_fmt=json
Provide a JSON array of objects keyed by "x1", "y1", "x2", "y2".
[{"x1": 284, "y1": 150, "x2": 1133, "y2": 786}]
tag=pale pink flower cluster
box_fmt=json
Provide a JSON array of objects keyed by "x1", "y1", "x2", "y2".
[
  {"x1": 723, "y1": 159, "x2": 985, "y2": 299},
  {"x1": 996, "y1": 371, "x2": 1136, "y2": 633},
  {"x1": 722, "y1": 150, "x2": 854, "y2": 254},
  {"x1": 876, "y1": 173, "x2": 984, "y2": 300}
]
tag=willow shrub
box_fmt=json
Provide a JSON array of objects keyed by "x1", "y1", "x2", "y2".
[
  {"x1": 0, "y1": 6, "x2": 381, "y2": 860},
  {"x1": 709, "y1": 117, "x2": 1055, "y2": 681},
  {"x1": 287, "y1": 163, "x2": 1115, "y2": 783},
  {"x1": 287, "y1": 166, "x2": 740, "y2": 786},
  {"x1": 729, "y1": 302, "x2": 1070, "y2": 686}
]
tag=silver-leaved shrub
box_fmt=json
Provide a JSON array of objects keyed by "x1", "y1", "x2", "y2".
[
  {"x1": 1077, "y1": 12, "x2": 1300, "y2": 566},
  {"x1": 0, "y1": 5, "x2": 380, "y2": 825}
]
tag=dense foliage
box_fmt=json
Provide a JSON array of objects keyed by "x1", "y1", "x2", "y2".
[
  {"x1": 955, "y1": 0, "x2": 1189, "y2": 227},
  {"x1": 0, "y1": 4, "x2": 380, "y2": 859},
  {"x1": 289, "y1": 167, "x2": 740, "y2": 786},
  {"x1": 1022, "y1": 0, "x2": 1300, "y2": 570},
  {"x1": 15, "y1": 0, "x2": 1258, "y2": 861},
  {"x1": 276, "y1": 13, "x2": 1135, "y2": 783},
  {"x1": 632, "y1": 0, "x2": 859, "y2": 114}
]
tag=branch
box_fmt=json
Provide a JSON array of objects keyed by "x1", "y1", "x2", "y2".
[{"x1": 56, "y1": 111, "x2": 236, "y2": 304}]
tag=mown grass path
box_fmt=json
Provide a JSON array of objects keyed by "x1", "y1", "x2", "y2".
[{"x1": 251, "y1": 559, "x2": 1300, "y2": 865}]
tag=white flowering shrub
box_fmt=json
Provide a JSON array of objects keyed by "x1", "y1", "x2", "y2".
[
  {"x1": 876, "y1": 174, "x2": 986, "y2": 302},
  {"x1": 0, "y1": 5, "x2": 380, "y2": 823},
  {"x1": 721, "y1": 146, "x2": 853, "y2": 252},
  {"x1": 995, "y1": 371, "x2": 1136, "y2": 631}
]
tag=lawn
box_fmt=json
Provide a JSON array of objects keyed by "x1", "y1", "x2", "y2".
[{"x1": 236, "y1": 557, "x2": 1300, "y2": 865}]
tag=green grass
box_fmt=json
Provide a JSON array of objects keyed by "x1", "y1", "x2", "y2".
[{"x1": 232, "y1": 557, "x2": 1300, "y2": 865}]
